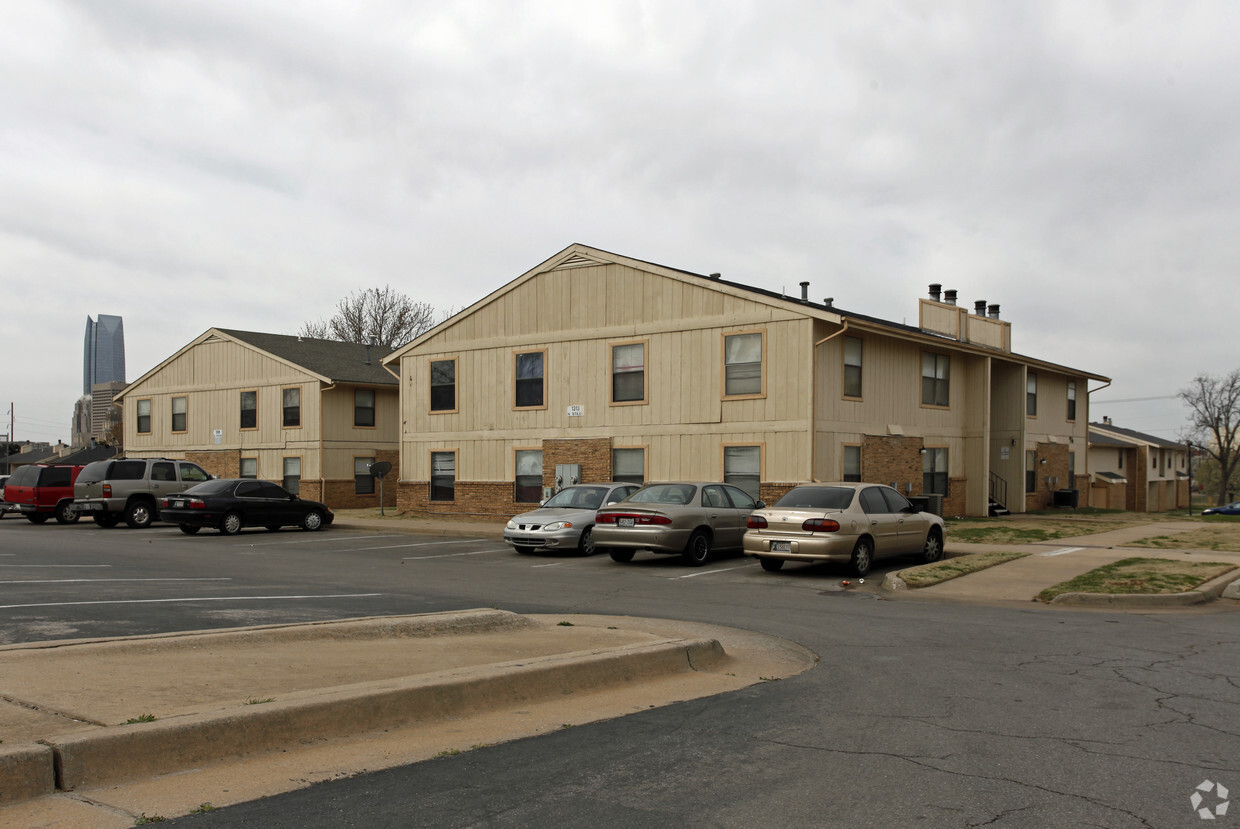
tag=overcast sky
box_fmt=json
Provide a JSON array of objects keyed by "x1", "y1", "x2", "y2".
[{"x1": 3, "y1": 1, "x2": 1234, "y2": 445}]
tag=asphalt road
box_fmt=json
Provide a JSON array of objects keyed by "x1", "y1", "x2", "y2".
[{"x1": 1, "y1": 519, "x2": 1237, "y2": 828}]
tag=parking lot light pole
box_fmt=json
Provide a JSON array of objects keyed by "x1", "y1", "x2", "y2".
[{"x1": 1187, "y1": 440, "x2": 1193, "y2": 516}]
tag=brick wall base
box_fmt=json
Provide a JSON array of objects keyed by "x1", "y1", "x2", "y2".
[{"x1": 187, "y1": 450, "x2": 239, "y2": 479}]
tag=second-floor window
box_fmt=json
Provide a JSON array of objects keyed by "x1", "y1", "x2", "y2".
[
  {"x1": 171, "y1": 397, "x2": 187, "y2": 433},
  {"x1": 515, "y1": 352, "x2": 545, "y2": 408},
  {"x1": 240, "y1": 391, "x2": 257, "y2": 429},
  {"x1": 136, "y1": 399, "x2": 152, "y2": 434},
  {"x1": 612, "y1": 342, "x2": 646, "y2": 403},
  {"x1": 922, "y1": 353, "x2": 950, "y2": 407},
  {"x1": 843, "y1": 337, "x2": 862, "y2": 398},
  {"x1": 283, "y1": 387, "x2": 301, "y2": 428},
  {"x1": 724, "y1": 331, "x2": 763, "y2": 397},
  {"x1": 1027, "y1": 372, "x2": 1038, "y2": 416},
  {"x1": 430, "y1": 359, "x2": 456, "y2": 412},
  {"x1": 355, "y1": 389, "x2": 375, "y2": 428},
  {"x1": 1067, "y1": 381, "x2": 1077, "y2": 420}
]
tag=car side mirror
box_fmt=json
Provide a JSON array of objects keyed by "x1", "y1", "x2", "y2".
[{"x1": 755, "y1": 500, "x2": 766, "y2": 509}]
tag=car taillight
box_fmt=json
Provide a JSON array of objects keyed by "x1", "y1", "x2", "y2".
[
  {"x1": 102, "y1": 483, "x2": 112, "y2": 497},
  {"x1": 597, "y1": 513, "x2": 671, "y2": 525},
  {"x1": 747, "y1": 516, "x2": 768, "y2": 529},
  {"x1": 597, "y1": 513, "x2": 617, "y2": 524},
  {"x1": 802, "y1": 518, "x2": 841, "y2": 533}
]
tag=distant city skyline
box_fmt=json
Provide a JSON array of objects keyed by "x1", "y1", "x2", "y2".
[{"x1": 83, "y1": 314, "x2": 125, "y2": 395}]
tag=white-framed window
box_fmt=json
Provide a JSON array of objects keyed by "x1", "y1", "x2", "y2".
[{"x1": 723, "y1": 331, "x2": 764, "y2": 397}]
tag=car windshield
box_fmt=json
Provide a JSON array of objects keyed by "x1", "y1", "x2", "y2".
[
  {"x1": 183, "y1": 479, "x2": 236, "y2": 496},
  {"x1": 774, "y1": 486, "x2": 855, "y2": 510},
  {"x1": 542, "y1": 486, "x2": 609, "y2": 510},
  {"x1": 75, "y1": 461, "x2": 111, "y2": 484},
  {"x1": 628, "y1": 484, "x2": 697, "y2": 505}
]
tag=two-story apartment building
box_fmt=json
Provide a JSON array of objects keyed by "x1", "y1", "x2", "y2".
[
  {"x1": 384, "y1": 244, "x2": 1108, "y2": 518},
  {"x1": 118, "y1": 329, "x2": 399, "y2": 508},
  {"x1": 1088, "y1": 418, "x2": 1189, "y2": 512}
]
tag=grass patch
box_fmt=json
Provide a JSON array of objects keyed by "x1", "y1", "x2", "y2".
[
  {"x1": 245, "y1": 697, "x2": 275, "y2": 705},
  {"x1": 1037, "y1": 557, "x2": 1236, "y2": 602},
  {"x1": 1127, "y1": 525, "x2": 1240, "y2": 552},
  {"x1": 898, "y1": 551, "x2": 1029, "y2": 588},
  {"x1": 944, "y1": 517, "x2": 1145, "y2": 545},
  {"x1": 125, "y1": 714, "x2": 156, "y2": 724}
]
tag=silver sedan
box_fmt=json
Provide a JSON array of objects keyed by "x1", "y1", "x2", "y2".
[
  {"x1": 743, "y1": 482, "x2": 945, "y2": 576},
  {"x1": 594, "y1": 482, "x2": 764, "y2": 566},
  {"x1": 503, "y1": 483, "x2": 640, "y2": 555}
]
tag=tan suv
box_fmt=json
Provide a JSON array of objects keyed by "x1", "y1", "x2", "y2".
[{"x1": 71, "y1": 458, "x2": 212, "y2": 528}]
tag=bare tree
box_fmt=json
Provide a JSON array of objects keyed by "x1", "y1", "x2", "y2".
[
  {"x1": 299, "y1": 285, "x2": 442, "y2": 349},
  {"x1": 1180, "y1": 369, "x2": 1240, "y2": 505}
]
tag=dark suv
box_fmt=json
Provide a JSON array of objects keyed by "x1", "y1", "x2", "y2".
[
  {"x1": 71, "y1": 458, "x2": 212, "y2": 528},
  {"x1": 0, "y1": 464, "x2": 85, "y2": 524}
]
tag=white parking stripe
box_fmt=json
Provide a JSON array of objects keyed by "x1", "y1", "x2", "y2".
[
  {"x1": 671, "y1": 563, "x2": 757, "y2": 579},
  {"x1": 237, "y1": 534, "x2": 409, "y2": 547},
  {"x1": 0, "y1": 564, "x2": 112, "y2": 568},
  {"x1": 331, "y1": 539, "x2": 493, "y2": 554},
  {"x1": 0, "y1": 578, "x2": 231, "y2": 585},
  {"x1": 0, "y1": 593, "x2": 381, "y2": 610},
  {"x1": 400, "y1": 548, "x2": 510, "y2": 561},
  {"x1": 531, "y1": 562, "x2": 565, "y2": 568},
  {"x1": 1040, "y1": 547, "x2": 1084, "y2": 557}
]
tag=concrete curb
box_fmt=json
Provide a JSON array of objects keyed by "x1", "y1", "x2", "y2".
[
  {"x1": 881, "y1": 572, "x2": 908, "y2": 591},
  {"x1": 1048, "y1": 567, "x2": 1240, "y2": 608},
  {"x1": 0, "y1": 744, "x2": 55, "y2": 804},
  {"x1": 43, "y1": 636, "x2": 725, "y2": 792}
]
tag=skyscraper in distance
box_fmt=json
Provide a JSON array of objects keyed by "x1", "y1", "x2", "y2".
[{"x1": 84, "y1": 314, "x2": 125, "y2": 394}]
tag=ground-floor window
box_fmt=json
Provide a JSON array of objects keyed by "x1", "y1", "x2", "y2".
[
  {"x1": 240, "y1": 458, "x2": 257, "y2": 479},
  {"x1": 430, "y1": 451, "x2": 455, "y2": 501},
  {"x1": 723, "y1": 445, "x2": 761, "y2": 502},
  {"x1": 923, "y1": 448, "x2": 948, "y2": 496},
  {"x1": 515, "y1": 449, "x2": 543, "y2": 503},
  {"x1": 843, "y1": 445, "x2": 861, "y2": 482},
  {"x1": 1025, "y1": 450, "x2": 1037, "y2": 493},
  {"x1": 612, "y1": 447, "x2": 645, "y2": 485},
  {"x1": 283, "y1": 457, "x2": 301, "y2": 495},
  {"x1": 355, "y1": 457, "x2": 375, "y2": 494}
]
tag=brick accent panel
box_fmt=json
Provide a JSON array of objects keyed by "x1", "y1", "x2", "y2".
[
  {"x1": 187, "y1": 450, "x2": 240, "y2": 479},
  {"x1": 1024, "y1": 442, "x2": 1069, "y2": 512},
  {"x1": 542, "y1": 438, "x2": 612, "y2": 486},
  {"x1": 321, "y1": 477, "x2": 397, "y2": 510},
  {"x1": 760, "y1": 483, "x2": 799, "y2": 506},
  {"x1": 861, "y1": 436, "x2": 924, "y2": 493},
  {"x1": 297, "y1": 480, "x2": 323, "y2": 502},
  {"x1": 1129, "y1": 446, "x2": 1149, "y2": 512},
  {"x1": 943, "y1": 477, "x2": 967, "y2": 517}
]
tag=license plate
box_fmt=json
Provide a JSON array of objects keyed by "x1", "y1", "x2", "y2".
[
  {"x1": 173, "y1": 500, "x2": 185, "y2": 508},
  {"x1": 618, "y1": 517, "x2": 635, "y2": 527},
  {"x1": 771, "y1": 541, "x2": 791, "y2": 553}
]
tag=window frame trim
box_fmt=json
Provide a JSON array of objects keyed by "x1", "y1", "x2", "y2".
[
  {"x1": 720, "y1": 442, "x2": 765, "y2": 498},
  {"x1": 281, "y1": 385, "x2": 303, "y2": 430},
  {"x1": 721, "y1": 328, "x2": 767, "y2": 401},
  {"x1": 609, "y1": 338, "x2": 649, "y2": 407},
  {"x1": 239, "y1": 389, "x2": 259, "y2": 431},
  {"x1": 512, "y1": 349, "x2": 549, "y2": 411},
  {"x1": 611, "y1": 444, "x2": 649, "y2": 484},
  {"x1": 512, "y1": 446, "x2": 544, "y2": 504},
  {"x1": 1026, "y1": 371, "x2": 1038, "y2": 418},
  {"x1": 841, "y1": 442, "x2": 862, "y2": 482},
  {"x1": 170, "y1": 395, "x2": 189, "y2": 435},
  {"x1": 922, "y1": 445, "x2": 950, "y2": 496},
  {"x1": 135, "y1": 397, "x2": 153, "y2": 435},
  {"x1": 841, "y1": 336, "x2": 864, "y2": 401},
  {"x1": 428, "y1": 356, "x2": 459, "y2": 415},
  {"x1": 353, "y1": 454, "x2": 377, "y2": 495},
  {"x1": 282, "y1": 455, "x2": 303, "y2": 495},
  {"x1": 353, "y1": 388, "x2": 377, "y2": 430},
  {"x1": 919, "y1": 350, "x2": 951, "y2": 410},
  {"x1": 428, "y1": 448, "x2": 458, "y2": 503}
]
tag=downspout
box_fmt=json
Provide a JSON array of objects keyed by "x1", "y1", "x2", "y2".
[
  {"x1": 320, "y1": 382, "x2": 335, "y2": 501},
  {"x1": 810, "y1": 321, "x2": 850, "y2": 482},
  {"x1": 1084, "y1": 379, "x2": 1111, "y2": 491}
]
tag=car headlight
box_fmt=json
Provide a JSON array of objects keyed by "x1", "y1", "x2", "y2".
[
  {"x1": 542, "y1": 521, "x2": 573, "y2": 531},
  {"x1": 506, "y1": 520, "x2": 518, "y2": 530}
]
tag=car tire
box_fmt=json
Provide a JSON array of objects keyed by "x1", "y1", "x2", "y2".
[
  {"x1": 922, "y1": 528, "x2": 944, "y2": 564},
  {"x1": 219, "y1": 512, "x2": 243, "y2": 535},
  {"x1": 26, "y1": 514, "x2": 49, "y2": 524},
  {"x1": 302, "y1": 510, "x2": 325, "y2": 531},
  {"x1": 608, "y1": 548, "x2": 635, "y2": 563},
  {"x1": 682, "y1": 530, "x2": 711, "y2": 567},
  {"x1": 125, "y1": 501, "x2": 154, "y2": 529},
  {"x1": 179, "y1": 524, "x2": 201, "y2": 535},
  {"x1": 759, "y1": 557, "x2": 785, "y2": 572},
  {"x1": 850, "y1": 538, "x2": 873, "y2": 577},
  {"x1": 93, "y1": 512, "x2": 121, "y2": 528},
  {"x1": 55, "y1": 502, "x2": 80, "y2": 524},
  {"x1": 577, "y1": 526, "x2": 596, "y2": 555}
]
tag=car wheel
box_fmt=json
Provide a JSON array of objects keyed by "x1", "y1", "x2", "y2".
[
  {"x1": 302, "y1": 510, "x2": 325, "y2": 531},
  {"x1": 922, "y1": 528, "x2": 944, "y2": 563},
  {"x1": 55, "y1": 502, "x2": 80, "y2": 524},
  {"x1": 124, "y1": 501, "x2": 154, "y2": 529},
  {"x1": 26, "y1": 514, "x2": 49, "y2": 524},
  {"x1": 93, "y1": 512, "x2": 121, "y2": 528},
  {"x1": 759, "y1": 557, "x2": 785, "y2": 572},
  {"x1": 219, "y1": 512, "x2": 243, "y2": 535},
  {"x1": 179, "y1": 524, "x2": 201, "y2": 535},
  {"x1": 578, "y1": 526, "x2": 596, "y2": 555},
  {"x1": 682, "y1": 530, "x2": 711, "y2": 566},
  {"x1": 850, "y1": 538, "x2": 873, "y2": 577},
  {"x1": 609, "y1": 548, "x2": 635, "y2": 563}
]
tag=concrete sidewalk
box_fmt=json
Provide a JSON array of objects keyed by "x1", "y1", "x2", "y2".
[{"x1": 0, "y1": 609, "x2": 814, "y2": 826}]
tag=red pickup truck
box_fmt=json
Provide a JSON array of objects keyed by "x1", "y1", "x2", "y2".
[{"x1": 0, "y1": 464, "x2": 85, "y2": 524}]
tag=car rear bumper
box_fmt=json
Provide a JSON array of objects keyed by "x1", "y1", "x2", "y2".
[
  {"x1": 593, "y1": 525, "x2": 691, "y2": 553},
  {"x1": 161, "y1": 509, "x2": 221, "y2": 528},
  {"x1": 742, "y1": 531, "x2": 858, "y2": 562},
  {"x1": 69, "y1": 501, "x2": 107, "y2": 514}
]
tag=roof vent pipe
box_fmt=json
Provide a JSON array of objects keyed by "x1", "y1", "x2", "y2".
[
  {"x1": 943, "y1": 289, "x2": 957, "y2": 305},
  {"x1": 708, "y1": 272, "x2": 721, "y2": 280},
  {"x1": 987, "y1": 303, "x2": 1000, "y2": 319},
  {"x1": 928, "y1": 283, "x2": 942, "y2": 302},
  {"x1": 800, "y1": 281, "x2": 810, "y2": 302},
  {"x1": 824, "y1": 297, "x2": 834, "y2": 308},
  {"x1": 974, "y1": 300, "x2": 987, "y2": 316}
]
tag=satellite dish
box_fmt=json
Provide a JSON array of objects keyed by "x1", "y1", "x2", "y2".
[{"x1": 369, "y1": 461, "x2": 392, "y2": 479}]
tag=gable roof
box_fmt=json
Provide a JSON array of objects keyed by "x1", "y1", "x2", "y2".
[
  {"x1": 55, "y1": 444, "x2": 120, "y2": 466},
  {"x1": 383, "y1": 243, "x2": 1109, "y2": 382},
  {"x1": 121, "y1": 328, "x2": 398, "y2": 399},
  {"x1": 1090, "y1": 422, "x2": 1184, "y2": 449}
]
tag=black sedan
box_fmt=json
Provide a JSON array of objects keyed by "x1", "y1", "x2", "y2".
[{"x1": 160, "y1": 479, "x2": 334, "y2": 535}]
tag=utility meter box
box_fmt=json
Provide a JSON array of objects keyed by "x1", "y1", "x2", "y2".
[{"x1": 554, "y1": 464, "x2": 582, "y2": 491}]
